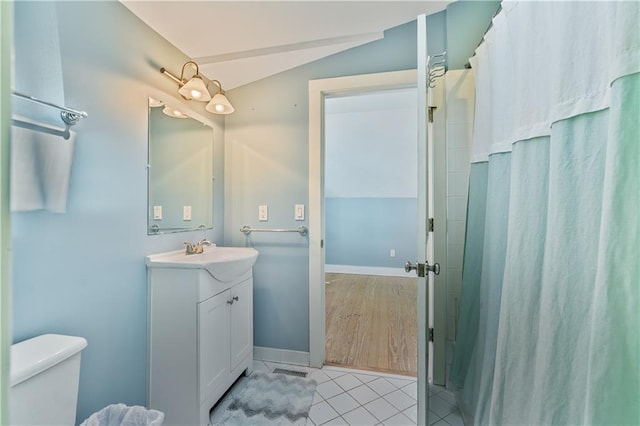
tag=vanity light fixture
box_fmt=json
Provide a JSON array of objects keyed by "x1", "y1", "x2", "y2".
[
  {"x1": 162, "y1": 106, "x2": 188, "y2": 118},
  {"x1": 205, "y1": 80, "x2": 235, "y2": 115},
  {"x1": 160, "y1": 61, "x2": 234, "y2": 115}
]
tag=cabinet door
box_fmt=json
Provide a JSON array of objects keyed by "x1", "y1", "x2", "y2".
[
  {"x1": 198, "y1": 291, "x2": 230, "y2": 403},
  {"x1": 230, "y1": 278, "x2": 253, "y2": 371}
]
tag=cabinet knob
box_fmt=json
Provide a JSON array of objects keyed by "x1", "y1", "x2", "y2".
[
  {"x1": 227, "y1": 299, "x2": 234, "y2": 305},
  {"x1": 233, "y1": 296, "x2": 239, "y2": 302}
]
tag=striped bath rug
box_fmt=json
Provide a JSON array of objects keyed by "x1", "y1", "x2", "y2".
[{"x1": 215, "y1": 371, "x2": 317, "y2": 425}]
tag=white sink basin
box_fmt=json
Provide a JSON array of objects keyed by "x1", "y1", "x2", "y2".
[{"x1": 146, "y1": 245, "x2": 258, "y2": 282}]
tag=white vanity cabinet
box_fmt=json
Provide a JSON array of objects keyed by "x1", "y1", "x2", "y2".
[{"x1": 146, "y1": 246, "x2": 258, "y2": 426}]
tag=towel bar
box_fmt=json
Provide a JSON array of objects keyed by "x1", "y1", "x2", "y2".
[{"x1": 240, "y1": 225, "x2": 308, "y2": 237}]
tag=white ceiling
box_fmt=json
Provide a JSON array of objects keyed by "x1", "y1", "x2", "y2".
[{"x1": 121, "y1": 1, "x2": 450, "y2": 90}]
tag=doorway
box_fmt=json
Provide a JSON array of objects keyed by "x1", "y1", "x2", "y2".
[{"x1": 322, "y1": 88, "x2": 418, "y2": 376}]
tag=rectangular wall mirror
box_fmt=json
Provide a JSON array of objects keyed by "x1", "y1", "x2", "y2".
[{"x1": 147, "y1": 97, "x2": 214, "y2": 234}]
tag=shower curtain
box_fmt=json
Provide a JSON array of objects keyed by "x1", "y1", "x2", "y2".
[{"x1": 450, "y1": 2, "x2": 639, "y2": 425}]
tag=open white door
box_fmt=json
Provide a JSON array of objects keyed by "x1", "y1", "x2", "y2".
[{"x1": 404, "y1": 14, "x2": 441, "y2": 425}]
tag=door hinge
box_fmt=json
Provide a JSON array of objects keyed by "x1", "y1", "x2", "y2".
[
  {"x1": 321, "y1": 239, "x2": 324, "y2": 248},
  {"x1": 428, "y1": 106, "x2": 437, "y2": 123},
  {"x1": 428, "y1": 218, "x2": 434, "y2": 232},
  {"x1": 429, "y1": 328, "x2": 434, "y2": 342}
]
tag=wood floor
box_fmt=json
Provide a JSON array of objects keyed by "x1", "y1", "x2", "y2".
[{"x1": 325, "y1": 272, "x2": 417, "y2": 377}]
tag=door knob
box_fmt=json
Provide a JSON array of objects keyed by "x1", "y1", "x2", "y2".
[
  {"x1": 404, "y1": 261, "x2": 417, "y2": 273},
  {"x1": 427, "y1": 262, "x2": 440, "y2": 275},
  {"x1": 405, "y1": 261, "x2": 440, "y2": 277}
]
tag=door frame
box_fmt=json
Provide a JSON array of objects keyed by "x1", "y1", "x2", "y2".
[{"x1": 308, "y1": 69, "x2": 418, "y2": 370}]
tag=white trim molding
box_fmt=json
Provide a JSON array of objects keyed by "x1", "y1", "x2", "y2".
[
  {"x1": 325, "y1": 264, "x2": 411, "y2": 277},
  {"x1": 308, "y1": 69, "x2": 417, "y2": 369},
  {"x1": 253, "y1": 346, "x2": 310, "y2": 367}
]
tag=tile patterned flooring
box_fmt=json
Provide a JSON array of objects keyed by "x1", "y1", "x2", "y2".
[{"x1": 210, "y1": 360, "x2": 463, "y2": 426}]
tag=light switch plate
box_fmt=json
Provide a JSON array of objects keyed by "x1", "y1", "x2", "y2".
[
  {"x1": 258, "y1": 205, "x2": 268, "y2": 221},
  {"x1": 295, "y1": 204, "x2": 305, "y2": 221},
  {"x1": 183, "y1": 205, "x2": 192, "y2": 221},
  {"x1": 153, "y1": 205, "x2": 163, "y2": 220}
]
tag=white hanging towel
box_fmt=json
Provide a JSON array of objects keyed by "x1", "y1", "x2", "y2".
[{"x1": 10, "y1": 123, "x2": 76, "y2": 213}]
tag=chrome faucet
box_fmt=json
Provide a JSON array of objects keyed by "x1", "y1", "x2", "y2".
[
  {"x1": 198, "y1": 239, "x2": 213, "y2": 248},
  {"x1": 183, "y1": 239, "x2": 214, "y2": 255}
]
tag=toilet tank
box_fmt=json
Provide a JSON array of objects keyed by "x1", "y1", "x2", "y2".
[{"x1": 10, "y1": 334, "x2": 88, "y2": 426}]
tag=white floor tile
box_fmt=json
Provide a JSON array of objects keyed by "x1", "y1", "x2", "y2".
[
  {"x1": 428, "y1": 410, "x2": 441, "y2": 425},
  {"x1": 323, "y1": 416, "x2": 350, "y2": 426},
  {"x1": 335, "y1": 374, "x2": 363, "y2": 391},
  {"x1": 323, "y1": 368, "x2": 348, "y2": 379},
  {"x1": 428, "y1": 395, "x2": 456, "y2": 419},
  {"x1": 342, "y1": 407, "x2": 380, "y2": 426},
  {"x1": 348, "y1": 384, "x2": 380, "y2": 406},
  {"x1": 252, "y1": 360, "x2": 271, "y2": 373},
  {"x1": 326, "y1": 393, "x2": 360, "y2": 415},
  {"x1": 381, "y1": 412, "x2": 414, "y2": 425},
  {"x1": 317, "y1": 380, "x2": 346, "y2": 400},
  {"x1": 384, "y1": 389, "x2": 416, "y2": 411},
  {"x1": 310, "y1": 370, "x2": 333, "y2": 384},
  {"x1": 400, "y1": 382, "x2": 418, "y2": 399},
  {"x1": 309, "y1": 401, "x2": 340, "y2": 426},
  {"x1": 429, "y1": 384, "x2": 445, "y2": 396},
  {"x1": 442, "y1": 411, "x2": 464, "y2": 426},
  {"x1": 436, "y1": 390, "x2": 456, "y2": 406},
  {"x1": 240, "y1": 361, "x2": 460, "y2": 426},
  {"x1": 364, "y1": 397, "x2": 400, "y2": 422},
  {"x1": 353, "y1": 373, "x2": 378, "y2": 383},
  {"x1": 368, "y1": 378, "x2": 397, "y2": 396},
  {"x1": 402, "y1": 405, "x2": 417, "y2": 423},
  {"x1": 386, "y1": 378, "x2": 414, "y2": 389}
]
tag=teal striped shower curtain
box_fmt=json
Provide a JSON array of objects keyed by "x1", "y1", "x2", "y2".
[{"x1": 450, "y1": 2, "x2": 639, "y2": 425}]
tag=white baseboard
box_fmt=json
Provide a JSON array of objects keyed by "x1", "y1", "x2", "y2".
[
  {"x1": 254, "y1": 346, "x2": 310, "y2": 366},
  {"x1": 325, "y1": 264, "x2": 411, "y2": 277}
]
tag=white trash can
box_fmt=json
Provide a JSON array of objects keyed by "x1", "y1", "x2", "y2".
[{"x1": 80, "y1": 403, "x2": 164, "y2": 426}]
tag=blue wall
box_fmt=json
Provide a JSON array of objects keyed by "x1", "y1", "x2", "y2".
[
  {"x1": 446, "y1": 1, "x2": 501, "y2": 69},
  {"x1": 425, "y1": 2, "x2": 501, "y2": 70},
  {"x1": 224, "y1": 21, "x2": 419, "y2": 353},
  {"x1": 325, "y1": 198, "x2": 417, "y2": 268},
  {"x1": 12, "y1": 2, "x2": 224, "y2": 421}
]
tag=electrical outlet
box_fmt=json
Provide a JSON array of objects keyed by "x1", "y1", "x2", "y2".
[
  {"x1": 390, "y1": 249, "x2": 396, "y2": 257},
  {"x1": 153, "y1": 206, "x2": 163, "y2": 220},
  {"x1": 258, "y1": 205, "x2": 268, "y2": 221},
  {"x1": 183, "y1": 205, "x2": 192, "y2": 221}
]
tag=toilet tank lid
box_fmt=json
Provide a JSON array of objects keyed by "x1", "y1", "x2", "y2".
[{"x1": 10, "y1": 334, "x2": 88, "y2": 387}]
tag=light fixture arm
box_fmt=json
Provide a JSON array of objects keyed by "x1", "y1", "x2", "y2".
[
  {"x1": 179, "y1": 61, "x2": 200, "y2": 82},
  {"x1": 206, "y1": 79, "x2": 224, "y2": 95},
  {"x1": 159, "y1": 67, "x2": 184, "y2": 86}
]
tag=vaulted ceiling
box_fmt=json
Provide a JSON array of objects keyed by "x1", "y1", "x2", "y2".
[{"x1": 121, "y1": 1, "x2": 450, "y2": 90}]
